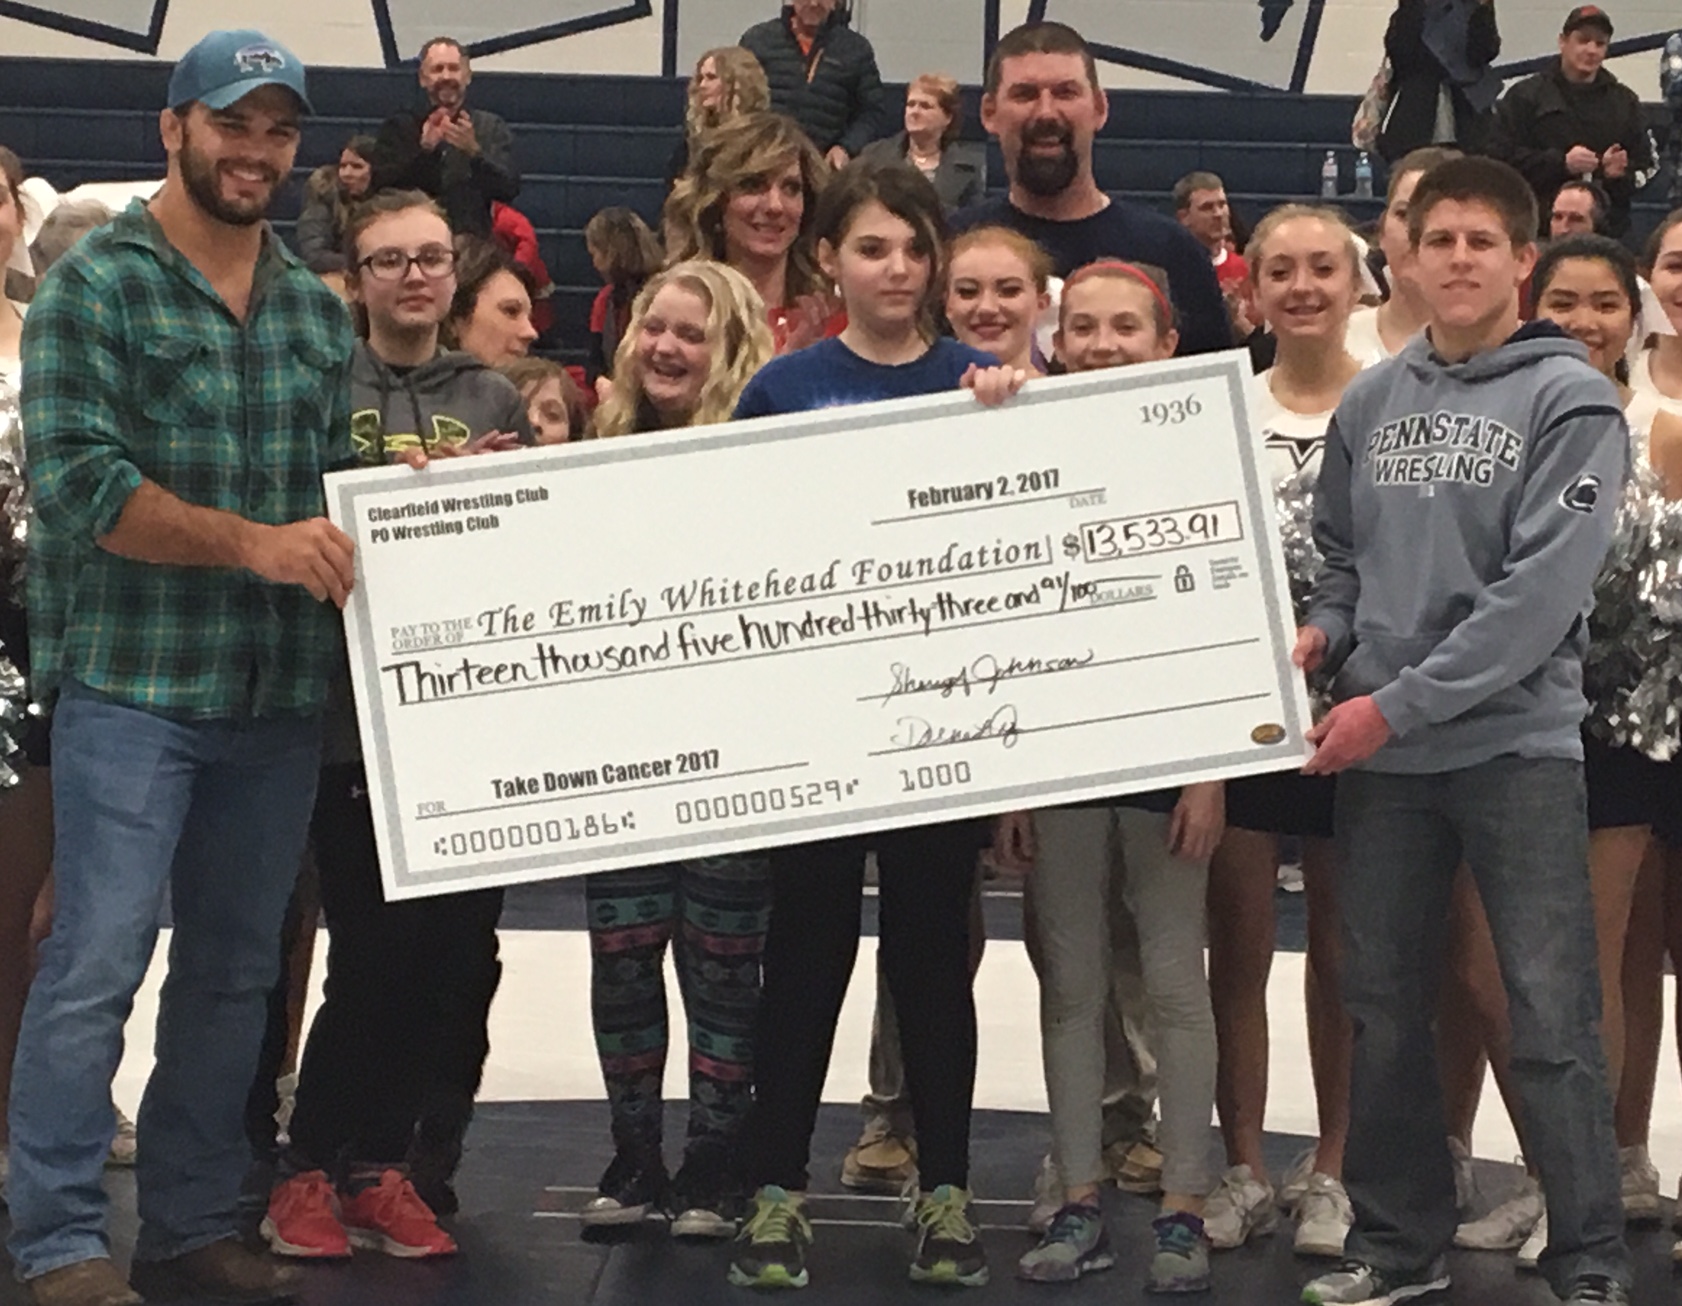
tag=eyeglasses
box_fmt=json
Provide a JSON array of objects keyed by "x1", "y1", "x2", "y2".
[{"x1": 358, "y1": 245, "x2": 457, "y2": 281}]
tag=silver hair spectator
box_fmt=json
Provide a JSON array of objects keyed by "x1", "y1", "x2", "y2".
[{"x1": 30, "y1": 199, "x2": 113, "y2": 274}]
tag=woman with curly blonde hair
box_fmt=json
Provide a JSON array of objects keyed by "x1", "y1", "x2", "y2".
[
  {"x1": 664, "y1": 112, "x2": 842, "y2": 355},
  {"x1": 665, "y1": 46, "x2": 772, "y2": 188},
  {"x1": 595, "y1": 260, "x2": 774, "y2": 436}
]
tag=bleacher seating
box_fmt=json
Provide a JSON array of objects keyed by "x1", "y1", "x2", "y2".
[{"x1": 2, "y1": 57, "x2": 1673, "y2": 365}]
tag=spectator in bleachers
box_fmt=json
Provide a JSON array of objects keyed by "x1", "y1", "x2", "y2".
[
  {"x1": 740, "y1": 1, "x2": 885, "y2": 171},
  {"x1": 859, "y1": 74, "x2": 986, "y2": 215},
  {"x1": 28, "y1": 201, "x2": 113, "y2": 278},
  {"x1": 499, "y1": 357, "x2": 591, "y2": 443},
  {"x1": 295, "y1": 134, "x2": 375, "y2": 274},
  {"x1": 372, "y1": 37, "x2": 520, "y2": 241},
  {"x1": 666, "y1": 112, "x2": 845, "y2": 355},
  {"x1": 585, "y1": 207, "x2": 662, "y2": 383},
  {"x1": 668, "y1": 47, "x2": 772, "y2": 191},
  {"x1": 1376, "y1": 0, "x2": 1502, "y2": 161},
  {"x1": 1174, "y1": 171, "x2": 1256, "y2": 341},
  {"x1": 444, "y1": 238, "x2": 539, "y2": 367},
  {"x1": 1488, "y1": 5, "x2": 1653, "y2": 237},
  {"x1": 1549, "y1": 177, "x2": 1609, "y2": 235},
  {"x1": 489, "y1": 200, "x2": 554, "y2": 339},
  {"x1": 952, "y1": 22, "x2": 1229, "y2": 356},
  {"x1": 0, "y1": 149, "x2": 23, "y2": 383}
]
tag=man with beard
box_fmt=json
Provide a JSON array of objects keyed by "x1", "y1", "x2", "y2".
[
  {"x1": 372, "y1": 37, "x2": 520, "y2": 240},
  {"x1": 951, "y1": 22, "x2": 1230, "y2": 356},
  {"x1": 10, "y1": 29, "x2": 355, "y2": 1306}
]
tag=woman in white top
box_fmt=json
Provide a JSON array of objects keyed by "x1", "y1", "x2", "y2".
[
  {"x1": 1629, "y1": 211, "x2": 1682, "y2": 411},
  {"x1": 1203, "y1": 205, "x2": 1364, "y2": 1259},
  {"x1": 1343, "y1": 146, "x2": 1460, "y2": 368},
  {"x1": 0, "y1": 146, "x2": 26, "y2": 387}
]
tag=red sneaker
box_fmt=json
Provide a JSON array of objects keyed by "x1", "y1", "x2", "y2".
[
  {"x1": 339, "y1": 1169, "x2": 459, "y2": 1258},
  {"x1": 262, "y1": 1169, "x2": 352, "y2": 1259}
]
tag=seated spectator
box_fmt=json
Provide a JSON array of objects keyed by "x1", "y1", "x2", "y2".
[
  {"x1": 585, "y1": 207, "x2": 662, "y2": 382},
  {"x1": 668, "y1": 47, "x2": 771, "y2": 190},
  {"x1": 29, "y1": 200, "x2": 113, "y2": 276},
  {"x1": 296, "y1": 134, "x2": 375, "y2": 273},
  {"x1": 1173, "y1": 171, "x2": 1255, "y2": 340},
  {"x1": 740, "y1": 0, "x2": 884, "y2": 169},
  {"x1": 1377, "y1": 0, "x2": 1502, "y2": 161},
  {"x1": 859, "y1": 74, "x2": 985, "y2": 214},
  {"x1": 490, "y1": 200, "x2": 554, "y2": 338},
  {"x1": 443, "y1": 238, "x2": 538, "y2": 367},
  {"x1": 499, "y1": 356, "x2": 592, "y2": 443},
  {"x1": 665, "y1": 111, "x2": 844, "y2": 355},
  {"x1": 1548, "y1": 177, "x2": 1609, "y2": 235}
]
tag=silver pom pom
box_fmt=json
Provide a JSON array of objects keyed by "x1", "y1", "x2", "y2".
[
  {"x1": 0, "y1": 379, "x2": 27, "y2": 604},
  {"x1": 0, "y1": 651, "x2": 37, "y2": 791},
  {"x1": 1274, "y1": 467, "x2": 1333, "y2": 717}
]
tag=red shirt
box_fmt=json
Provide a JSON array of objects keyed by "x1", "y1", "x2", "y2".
[{"x1": 492, "y1": 201, "x2": 554, "y2": 335}]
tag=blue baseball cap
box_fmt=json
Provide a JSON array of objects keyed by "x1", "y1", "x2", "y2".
[{"x1": 167, "y1": 30, "x2": 312, "y2": 113}]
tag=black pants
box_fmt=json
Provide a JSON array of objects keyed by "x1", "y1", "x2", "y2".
[
  {"x1": 287, "y1": 762, "x2": 505, "y2": 1173},
  {"x1": 743, "y1": 823, "x2": 981, "y2": 1193}
]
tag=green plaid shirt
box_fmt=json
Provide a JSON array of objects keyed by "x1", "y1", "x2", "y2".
[{"x1": 22, "y1": 201, "x2": 356, "y2": 719}]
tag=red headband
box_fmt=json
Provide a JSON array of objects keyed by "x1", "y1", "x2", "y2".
[{"x1": 1063, "y1": 260, "x2": 1174, "y2": 325}]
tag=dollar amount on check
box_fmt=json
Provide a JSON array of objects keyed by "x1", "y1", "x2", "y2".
[{"x1": 327, "y1": 352, "x2": 1312, "y2": 899}]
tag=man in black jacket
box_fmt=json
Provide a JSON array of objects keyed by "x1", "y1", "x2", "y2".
[
  {"x1": 372, "y1": 37, "x2": 520, "y2": 240},
  {"x1": 1488, "y1": 5, "x2": 1653, "y2": 237},
  {"x1": 739, "y1": 1, "x2": 885, "y2": 169}
]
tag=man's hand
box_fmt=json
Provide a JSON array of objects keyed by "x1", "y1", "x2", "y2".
[
  {"x1": 1602, "y1": 144, "x2": 1630, "y2": 180},
  {"x1": 240, "y1": 518, "x2": 355, "y2": 607},
  {"x1": 1565, "y1": 144, "x2": 1601, "y2": 175},
  {"x1": 993, "y1": 811, "x2": 1036, "y2": 873},
  {"x1": 1303, "y1": 696, "x2": 1392, "y2": 774},
  {"x1": 825, "y1": 145, "x2": 852, "y2": 171},
  {"x1": 441, "y1": 112, "x2": 480, "y2": 156},
  {"x1": 421, "y1": 108, "x2": 450, "y2": 151},
  {"x1": 1167, "y1": 781, "x2": 1225, "y2": 861},
  {"x1": 1293, "y1": 625, "x2": 1328, "y2": 675},
  {"x1": 961, "y1": 364, "x2": 1029, "y2": 406}
]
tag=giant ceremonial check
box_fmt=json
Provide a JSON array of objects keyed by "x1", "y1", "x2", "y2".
[{"x1": 325, "y1": 351, "x2": 1314, "y2": 899}]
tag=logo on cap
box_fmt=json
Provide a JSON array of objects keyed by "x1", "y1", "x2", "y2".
[{"x1": 235, "y1": 44, "x2": 286, "y2": 75}]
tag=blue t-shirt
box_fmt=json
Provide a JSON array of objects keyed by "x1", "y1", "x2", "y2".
[{"x1": 733, "y1": 335, "x2": 999, "y2": 419}]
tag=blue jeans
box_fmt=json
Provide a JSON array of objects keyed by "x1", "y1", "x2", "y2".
[
  {"x1": 1336, "y1": 757, "x2": 1630, "y2": 1294},
  {"x1": 7, "y1": 682, "x2": 321, "y2": 1279}
]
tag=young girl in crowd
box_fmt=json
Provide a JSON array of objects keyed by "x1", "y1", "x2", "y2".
[
  {"x1": 1203, "y1": 206, "x2": 1366, "y2": 1259},
  {"x1": 1011, "y1": 260, "x2": 1221, "y2": 1295},
  {"x1": 1441, "y1": 232, "x2": 1682, "y2": 1269},
  {"x1": 574, "y1": 261, "x2": 777, "y2": 1238},
  {"x1": 264, "y1": 192, "x2": 530, "y2": 1263},
  {"x1": 726, "y1": 161, "x2": 1023, "y2": 1292},
  {"x1": 584, "y1": 207, "x2": 663, "y2": 384},
  {"x1": 1343, "y1": 147, "x2": 1459, "y2": 365},
  {"x1": 444, "y1": 237, "x2": 540, "y2": 368},
  {"x1": 667, "y1": 46, "x2": 771, "y2": 190},
  {"x1": 664, "y1": 112, "x2": 845, "y2": 356},
  {"x1": 295, "y1": 133, "x2": 376, "y2": 274},
  {"x1": 499, "y1": 356, "x2": 592, "y2": 443}
]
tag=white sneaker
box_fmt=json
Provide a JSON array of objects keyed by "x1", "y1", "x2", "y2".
[
  {"x1": 1516, "y1": 1209, "x2": 1547, "y2": 1270},
  {"x1": 1447, "y1": 1135, "x2": 1476, "y2": 1216},
  {"x1": 1454, "y1": 1173, "x2": 1542, "y2": 1250},
  {"x1": 1277, "y1": 1147, "x2": 1317, "y2": 1212},
  {"x1": 1293, "y1": 1172, "x2": 1353, "y2": 1258},
  {"x1": 1028, "y1": 1154, "x2": 1061, "y2": 1235},
  {"x1": 1621, "y1": 1145, "x2": 1661, "y2": 1223},
  {"x1": 1203, "y1": 1164, "x2": 1278, "y2": 1250}
]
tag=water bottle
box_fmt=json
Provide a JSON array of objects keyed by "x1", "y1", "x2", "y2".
[
  {"x1": 1354, "y1": 151, "x2": 1374, "y2": 198},
  {"x1": 1320, "y1": 150, "x2": 1339, "y2": 198}
]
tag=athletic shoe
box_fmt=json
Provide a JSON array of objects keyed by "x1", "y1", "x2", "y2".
[
  {"x1": 261, "y1": 1169, "x2": 352, "y2": 1259},
  {"x1": 1148, "y1": 1210, "x2": 1212, "y2": 1294},
  {"x1": 24, "y1": 1258, "x2": 142, "y2": 1306},
  {"x1": 1620, "y1": 1145, "x2": 1661, "y2": 1223},
  {"x1": 1028, "y1": 1155, "x2": 1063, "y2": 1235},
  {"x1": 1294, "y1": 1173, "x2": 1353, "y2": 1258},
  {"x1": 339, "y1": 1169, "x2": 459, "y2": 1258},
  {"x1": 106, "y1": 1107, "x2": 137, "y2": 1168},
  {"x1": 1453, "y1": 1172, "x2": 1541, "y2": 1250},
  {"x1": 1516, "y1": 1210, "x2": 1547, "y2": 1271},
  {"x1": 670, "y1": 1151, "x2": 736, "y2": 1241},
  {"x1": 1278, "y1": 1148, "x2": 1318, "y2": 1212},
  {"x1": 1203, "y1": 1165, "x2": 1278, "y2": 1249},
  {"x1": 1016, "y1": 1201, "x2": 1114, "y2": 1282},
  {"x1": 1562, "y1": 1273, "x2": 1630, "y2": 1304},
  {"x1": 1301, "y1": 1257, "x2": 1449, "y2": 1304},
  {"x1": 909, "y1": 1185, "x2": 989, "y2": 1287},
  {"x1": 580, "y1": 1152, "x2": 667, "y2": 1228},
  {"x1": 1447, "y1": 1137, "x2": 1476, "y2": 1216},
  {"x1": 728, "y1": 1186, "x2": 811, "y2": 1289},
  {"x1": 1104, "y1": 1136, "x2": 1166, "y2": 1196},
  {"x1": 841, "y1": 1121, "x2": 916, "y2": 1195}
]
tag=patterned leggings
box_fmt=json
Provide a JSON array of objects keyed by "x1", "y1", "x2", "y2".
[{"x1": 586, "y1": 854, "x2": 771, "y2": 1166}]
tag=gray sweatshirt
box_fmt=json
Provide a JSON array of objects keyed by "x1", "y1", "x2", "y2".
[
  {"x1": 350, "y1": 342, "x2": 531, "y2": 462},
  {"x1": 1306, "y1": 322, "x2": 1629, "y2": 774}
]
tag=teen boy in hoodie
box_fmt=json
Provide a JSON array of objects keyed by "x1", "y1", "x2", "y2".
[{"x1": 1295, "y1": 156, "x2": 1632, "y2": 1306}]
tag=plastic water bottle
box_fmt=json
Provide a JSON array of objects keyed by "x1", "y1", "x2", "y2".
[
  {"x1": 1320, "y1": 150, "x2": 1339, "y2": 198},
  {"x1": 1354, "y1": 151, "x2": 1374, "y2": 198}
]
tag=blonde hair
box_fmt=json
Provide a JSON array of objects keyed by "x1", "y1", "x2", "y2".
[
  {"x1": 1245, "y1": 204, "x2": 1363, "y2": 280},
  {"x1": 663, "y1": 112, "x2": 831, "y2": 305},
  {"x1": 687, "y1": 47, "x2": 771, "y2": 137},
  {"x1": 595, "y1": 260, "x2": 775, "y2": 436},
  {"x1": 948, "y1": 225, "x2": 1053, "y2": 294},
  {"x1": 908, "y1": 73, "x2": 963, "y2": 147}
]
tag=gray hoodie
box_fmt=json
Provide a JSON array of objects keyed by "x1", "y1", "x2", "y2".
[
  {"x1": 1307, "y1": 322, "x2": 1629, "y2": 774},
  {"x1": 349, "y1": 342, "x2": 531, "y2": 464}
]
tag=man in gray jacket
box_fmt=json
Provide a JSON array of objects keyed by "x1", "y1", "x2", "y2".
[{"x1": 1296, "y1": 155, "x2": 1631, "y2": 1306}]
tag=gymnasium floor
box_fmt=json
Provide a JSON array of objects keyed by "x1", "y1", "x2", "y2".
[{"x1": 4, "y1": 880, "x2": 1681, "y2": 1305}]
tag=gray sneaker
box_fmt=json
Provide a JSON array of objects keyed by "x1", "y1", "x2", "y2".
[
  {"x1": 1016, "y1": 1202, "x2": 1115, "y2": 1283},
  {"x1": 1302, "y1": 1258, "x2": 1449, "y2": 1305},
  {"x1": 1148, "y1": 1211, "x2": 1211, "y2": 1294},
  {"x1": 1562, "y1": 1274, "x2": 1629, "y2": 1305}
]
